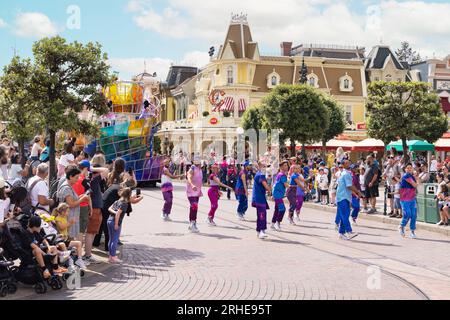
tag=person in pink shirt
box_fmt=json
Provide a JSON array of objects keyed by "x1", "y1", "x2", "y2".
[
  {"x1": 206, "y1": 164, "x2": 232, "y2": 226},
  {"x1": 186, "y1": 156, "x2": 203, "y2": 233}
]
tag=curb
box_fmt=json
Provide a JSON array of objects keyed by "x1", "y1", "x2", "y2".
[{"x1": 302, "y1": 202, "x2": 450, "y2": 237}]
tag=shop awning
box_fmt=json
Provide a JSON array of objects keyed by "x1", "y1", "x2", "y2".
[
  {"x1": 352, "y1": 138, "x2": 385, "y2": 152},
  {"x1": 238, "y1": 98, "x2": 247, "y2": 112},
  {"x1": 303, "y1": 139, "x2": 356, "y2": 151},
  {"x1": 435, "y1": 138, "x2": 450, "y2": 151},
  {"x1": 386, "y1": 140, "x2": 435, "y2": 152},
  {"x1": 220, "y1": 97, "x2": 235, "y2": 111}
]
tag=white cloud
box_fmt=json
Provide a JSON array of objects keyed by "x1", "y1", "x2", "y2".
[
  {"x1": 128, "y1": 0, "x2": 450, "y2": 59},
  {"x1": 13, "y1": 12, "x2": 59, "y2": 39},
  {"x1": 0, "y1": 18, "x2": 7, "y2": 28},
  {"x1": 108, "y1": 51, "x2": 209, "y2": 81}
]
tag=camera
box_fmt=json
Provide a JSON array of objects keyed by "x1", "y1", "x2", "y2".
[{"x1": 84, "y1": 189, "x2": 92, "y2": 196}]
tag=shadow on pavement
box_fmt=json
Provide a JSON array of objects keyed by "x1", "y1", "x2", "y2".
[{"x1": 195, "y1": 233, "x2": 241, "y2": 240}]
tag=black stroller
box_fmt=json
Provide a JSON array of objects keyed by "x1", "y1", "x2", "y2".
[
  {"x1": 0, "y1": 247, "x2": 17, "y2": 297},
  {"x1": 0, "y1": 219, "x2": 63, "y2": 294}
]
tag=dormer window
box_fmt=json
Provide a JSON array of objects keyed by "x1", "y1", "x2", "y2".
[
  {"x1": 385, "y1": 74, "x2": 392, "y2": 82},
  {"x1": 339, "y1": 73, "x2": 354, "y2": 92},
  {"x1": 266, "y1": 69, "x2": 281, "y2": 89},
  {"x1": 227, "y1": 66, "x2": 234, "y2": 85},
  {"x1": 306, "y1": 71, "x2": 319, "y2": 88}
]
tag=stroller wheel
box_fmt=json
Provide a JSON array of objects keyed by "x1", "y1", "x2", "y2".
[
  {"x1": 62, "y1": 273, "x2": 70, "y2": 281},
  {"x1": 0, "y1": 285, "x2": 7, "y2": 297},
  {"x1": 50, "y1": 277, "x2": 63, "y2": 290},
  {"x1": 35, "y1": 282, "x2": 47, "y2": 294},
  {"x1": 7, "y1": 283, "x2": 17, "y2": 294}
]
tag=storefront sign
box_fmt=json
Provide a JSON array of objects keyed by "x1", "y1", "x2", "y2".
[
  {"x1": 210, "y1": 117, "x2": 219, "y2": 125},
  {"x1": 356, "y1": 123, "x2": 366, "y2": 130}
]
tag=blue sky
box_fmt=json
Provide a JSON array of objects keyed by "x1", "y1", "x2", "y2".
[{"x1": 0, "y1": 0, "x2": 449, "y2": 80}]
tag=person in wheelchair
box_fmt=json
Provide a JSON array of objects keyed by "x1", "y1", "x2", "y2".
[{"x1": 17, "y1": 216, "x2": 67, "y2": 279}]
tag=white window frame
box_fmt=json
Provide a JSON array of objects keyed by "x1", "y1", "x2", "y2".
[
  {"x1": 385, "y1": 74, "x2": 392, "y2": 82},
  {"x1": 339, "y1": 73, "x2": 354, "y2": 92},
  {"x1": 227, "y1": 66, "x2": 234, "y2": 85},
  {"x1": 266, "y1": 69, "x2": 281, "y2": 89},
  {"x1": 307, "y1": 72, "x2": 319, "y2": 88}
]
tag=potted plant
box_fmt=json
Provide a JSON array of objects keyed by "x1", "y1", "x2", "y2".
[
  {"x1": 223, "y1": 110, "x2": 231, "y2": 118},
  {"x1": 202, "y1": 111, "x2": 209, "y2": 117}
]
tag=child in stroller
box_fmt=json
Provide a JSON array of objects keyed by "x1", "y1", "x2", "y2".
[
  {"x1": 49, "y1": 203, "x2": 87, "y2": 271},
  {"x1": 0, "y1": 216, "x2": 65, "y2": 294}
]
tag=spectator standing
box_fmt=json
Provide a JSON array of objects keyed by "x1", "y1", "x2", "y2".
[
  {"x1": 429, "y1": 155, "x2": 438, "y2": 183},
  {"x1": 27, "y1": 163, "x2": 54, "y2": 213},
  {"x1": 364, "y1": 155, "x2": 379, "y2": 214},
  {"x1": 57, "y1": 142, "x2": 75, "y2": 178}
]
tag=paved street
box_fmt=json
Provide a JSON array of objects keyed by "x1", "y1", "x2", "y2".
[{"x1": 11, "y1": 183, "x2": 450, "y2": 300}]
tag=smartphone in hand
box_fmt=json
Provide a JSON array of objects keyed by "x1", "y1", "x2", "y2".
[{"x1": 136, "y1": 188, "x2": 141, "y2": 196}]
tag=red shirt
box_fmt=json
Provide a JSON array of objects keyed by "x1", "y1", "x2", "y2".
[{"x1": 72, "y1": 174, "x2": 89, "y2": 207}]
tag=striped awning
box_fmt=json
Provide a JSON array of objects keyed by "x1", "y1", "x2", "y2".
[
  {"x1": 188, "y1": 110, "x2": 198, "y2": 119},
  {"x1": 220, "y1": 97, "x2": 235, "y2": 111},
  {"x1": 238, "y1": 98, "x2": 247, "y2": 112}
]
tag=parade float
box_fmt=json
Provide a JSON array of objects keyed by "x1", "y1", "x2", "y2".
[{"x1": 84, "y1": 74, "x2": 164, "y2": 186}]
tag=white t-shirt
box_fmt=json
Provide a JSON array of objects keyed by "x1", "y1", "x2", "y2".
[
  {"x1": 8, "y1": 164, "x2": 23, "y2": 181},
  {"x1": 430, "y1": 160, "x2": 438, "y2": 172},
  {"x1": 27, "y1": 176, "x2": 50, "y2": 212},
  {"x1": 394, "y1": 183, "x2": 401, "y2": 199},
  {"x1": 319, "y1": 174, "x2": 329, "y2": 190},
  {"x1": 0, "y1": 198, "x2": 10, "y2": 220},
  {"x1": 59, "y1": 153, "x2": 75, "y2": 167},
  {"x1": 31, "y1": 143, "x2": 42, "y2": 157}
]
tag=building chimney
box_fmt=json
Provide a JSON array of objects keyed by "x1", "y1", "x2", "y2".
[{"x1": 280, "y1": 42, "x2": 292, "y2": 56}]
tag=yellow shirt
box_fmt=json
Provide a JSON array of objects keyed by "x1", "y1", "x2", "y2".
[
  {"x1": 327, "y1": 154, "x2": 335, "y2": 169},
  {"x1": 54, "y1": 216, "x2": 69, "y2": 239}
]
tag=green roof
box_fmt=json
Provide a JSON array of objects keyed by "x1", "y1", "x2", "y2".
[{"x1": 386, "y1": 140, "x2": 435, "y2": 152}]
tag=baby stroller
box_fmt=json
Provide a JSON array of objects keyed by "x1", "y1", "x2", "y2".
[
  {"x1": 38, "y1": 212, "x2": 86, "y2": 280},
  {"x1": 0, "y1": 247, "x2": 17, "y2": 297},
  {"x1": 0, "y1": 219, "x2": 63, "y2": 294}
]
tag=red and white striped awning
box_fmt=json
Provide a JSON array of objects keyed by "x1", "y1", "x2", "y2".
[
  {"x1": 188, "y1": 110, "x2": 198, "y2": 119},
  {"x1": 238, "y1": 98, "x2": 247, "y2": 112},
  {"x1": 221, "y1": 97, "x2": 235, "y2": 111}
]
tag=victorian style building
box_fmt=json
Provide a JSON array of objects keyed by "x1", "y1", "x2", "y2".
[{"x1": 159, "y1": 14, "x2": 369, "y2": 156}]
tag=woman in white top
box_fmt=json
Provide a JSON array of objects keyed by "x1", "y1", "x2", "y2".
[
  {"x1": 359, "y1": 166, "x2": 368, "y2": 212},
  {"x1": 57, "y1": 142, "x2": 75, "y2": 178},
  {"x1": 336, "y1": 147, "x2": 345, "y2": 164},
  {"x1": 0, "y1": 179, "x2": 11, "y2": 221},
  {"x1": 30, "y1": 136, "x2": 42, "y2": 161}
]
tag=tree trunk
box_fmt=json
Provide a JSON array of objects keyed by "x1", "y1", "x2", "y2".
[
  {"x1": 322, "y1": 140, "x2": 327, "y2": 159},
  {"x1": 301, "y1": 143, "x2": 307, "y2": 159},
  {"x1": 401, "y1": 138, "x2": 409, "y2": 165},
  {"x1": 49, "y1": 129, "x2": 57, "y2": 195},
  {"x1": 19, "y1": 140, "x2": 26, "y2": 168},
  {"x1": 290, "y1": 139, "x2": 296, "y2": 157}
]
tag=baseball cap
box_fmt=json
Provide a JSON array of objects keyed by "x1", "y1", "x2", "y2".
[
  {"x1": 79, "y1": 160, "x2": 91, "y2": 171},
  {"x1": 349, "y1": 164, "x2": 357, "y2": 170},
  {"x1": 319, "y1": 161, "x2": 325, "y2": 166}
]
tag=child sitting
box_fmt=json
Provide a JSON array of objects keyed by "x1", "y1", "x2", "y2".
[{"x1": 53, "y1": 203, "x2": 87, "y2": 270}]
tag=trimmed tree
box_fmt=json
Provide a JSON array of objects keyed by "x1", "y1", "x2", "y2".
[
  {"x1": 0, "y1": 56, "x2": 44, "y2": 165},
  {"x1": 29, "y1": 36, "x2": 113, "y2": 185},
  {"x1": 320, "y1": 95, "x2": 346, "y2": 158},
  {"x1": 261, "y1": 84, "x2": 329, "y2": 157},
  {"x1": 395, "y1": 41, "x2": 421, "y2": 64},
  {"x1": 366, "y1": 81, "x2": 447, "y2": 163}
]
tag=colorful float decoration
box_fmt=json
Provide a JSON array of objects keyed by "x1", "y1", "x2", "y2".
[{"x1": 85, "y1": 80, "x2": 164, "y2": 185}]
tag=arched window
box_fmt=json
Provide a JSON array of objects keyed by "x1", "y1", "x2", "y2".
[
  {"x1": 271, "y1": 75, "x2": 277, "y2": 86},
  {"x1": 306, "y1": 71, "x2": 319, "y2": 88},
  {"x1": 266, "y1": 69, "x2": 280, "y2": 89},
  {"x1": 339, "y1": 73, "x2": 354, "y2": 92},
  {"x1": 227, "y1": 66, "x2": 234, "y2": 85},
  {"x1": 309, "y1": 77, "x2": 315, "y2": 86}
]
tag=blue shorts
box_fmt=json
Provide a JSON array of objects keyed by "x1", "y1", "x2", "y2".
[{"x1": 394, "y1": 198, "x2": 401, "y2": 210}]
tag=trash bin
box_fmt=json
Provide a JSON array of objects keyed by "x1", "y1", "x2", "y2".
[
  {"x1": 416, "y1": 185, "x2": 426, "y2": 222},
  {"x1": 423, "y1": 184, "x2": 439, "y2": 224}
]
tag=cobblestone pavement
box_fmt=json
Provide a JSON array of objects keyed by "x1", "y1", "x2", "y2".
[{"x1": 11, "y1": 183, "x2": 450, "y2": 300}]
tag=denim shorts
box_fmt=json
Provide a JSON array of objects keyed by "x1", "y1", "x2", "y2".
[{"x1": 394, "y1": 198, "x2": 401, "y2": 210}]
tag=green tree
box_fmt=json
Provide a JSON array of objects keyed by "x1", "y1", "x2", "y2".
[
  {"x1": 241, "y1": 105, "x2": 268, "y2": 157},
  {"x1": 395, "y1": 41, "x2": 421, "y2": 64},
  {"x1": 29, "y1": 36, "x2": 113, "y2": 184},
  {"x1": 366, "y1": 81, "x2": 447, "y2": 162},
  {"x1": 320, "y1": 95, "x2": 346, "y2": 157},
  {"x1": 261, "y1": 84, "x2": 329, "y2": 156},
  {"x1": 0, "y1": 56, "x2": 44, "y2": 165}
]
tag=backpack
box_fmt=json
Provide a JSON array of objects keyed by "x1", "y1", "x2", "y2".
[{"x1": 19, "y1": 178, "x2": 44, "y2": 215}]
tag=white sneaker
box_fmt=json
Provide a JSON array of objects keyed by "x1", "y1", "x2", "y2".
[
  {"x1": 258, "y1": 230, "x2": 268, "y2": 239},
  {"x1": 436, "y1": 221, "x2": 444, "y2": 226},
  {"x1": 192, "y1": 222, "x2": 200, "y2": 233},
  {"x1": 410, "y1": 231, "x2": 417, "y2": 239},
  {"x1": 188, "y1": 222, "x2": 195, "y2": 232},
  {"x1": 398, "y1": 225, "x2": 405, "y2": 237},
  {"x1": 238, "y1": 214, "x2": 245, "y2": 221},
  {"x1": 75, "y1": 258, "x2": 88, "y2": 270},
  {"x1": 346, "y1": 232, "x2": 358, "y2": 239},
  {"x1": 161, "y1": 213, "x2": 166, "y2": 220},
  {"x1": 339, "y1": 233, "x2": 349, "y2": 240},
  {"x1": 295, "y1": 214, "x2": 300, "y2": 222},
  {"x1": 274, "y1": 222, "x2": 281, "y2": 231},
  {"x1": 351, "y1": 218, "x2": 358, "y2": 225},
  {"x1": 271, "y1": 223, "x2": 277, "y2": 231},
  {"x1": 83, "y1": 255, "x2": 101, "y2": 265}
]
